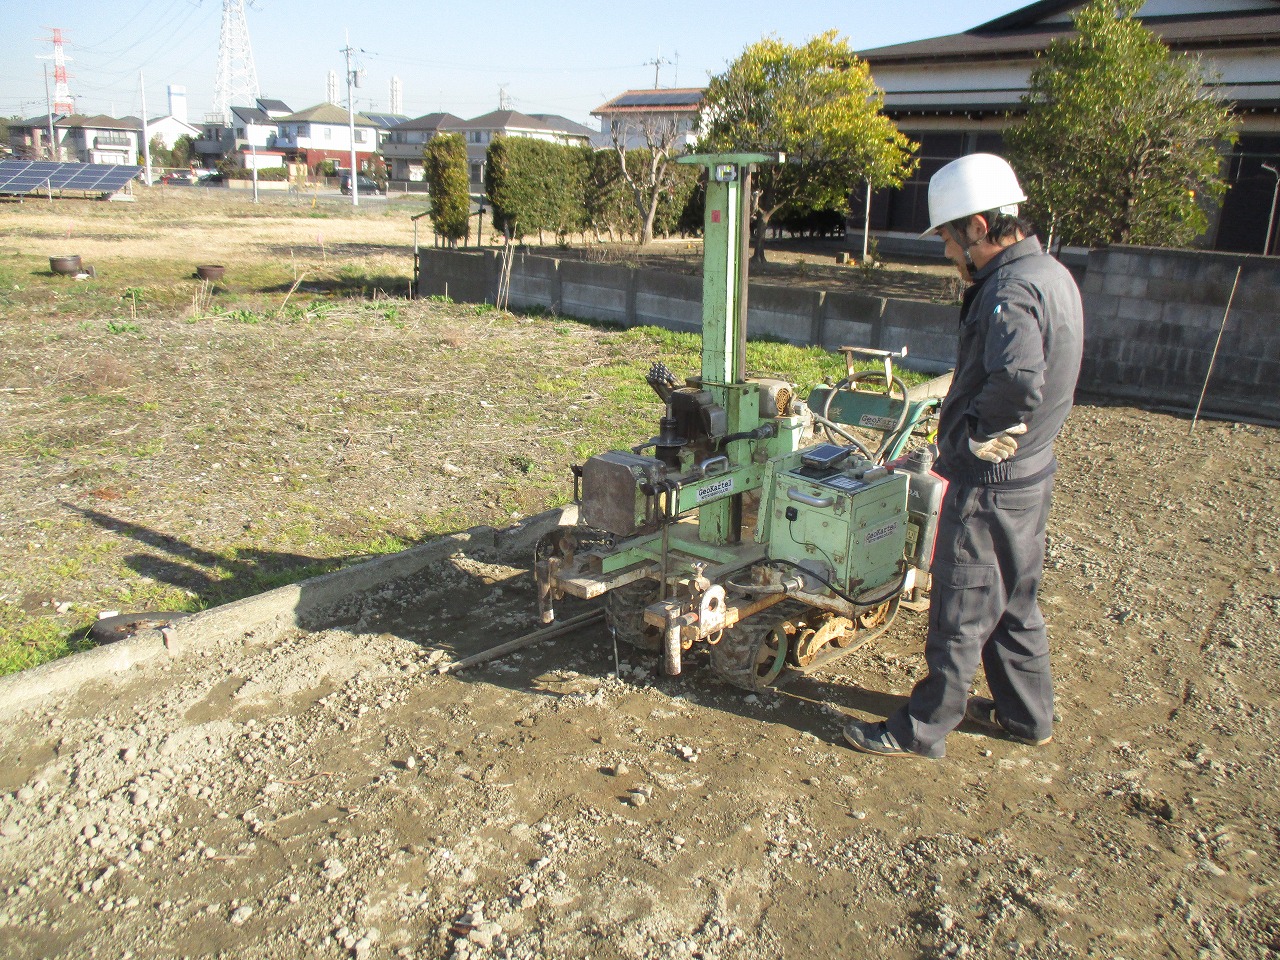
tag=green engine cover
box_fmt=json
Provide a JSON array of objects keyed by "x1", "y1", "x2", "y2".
[{"x1": 759, "y1": 452, "x2": 908, "y2": 597}]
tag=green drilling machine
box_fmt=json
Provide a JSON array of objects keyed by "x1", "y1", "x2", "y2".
[{"x1": 534, "y1": 153, "x2": 950, "y2": 690}]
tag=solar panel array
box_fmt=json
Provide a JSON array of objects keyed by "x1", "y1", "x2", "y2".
[
  {"x1": 0, "y1": 160, "x2": 143, "y2": 197},
  {"x1": 612, "y1": 91, "x2": 704, "y2": 108},
  {"x1": 362, "y1": 113, "x2": 407, "y2": 129}
]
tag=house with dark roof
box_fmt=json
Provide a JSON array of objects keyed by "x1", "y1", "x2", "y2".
[
  {"x1": 590, "y1": 88, "x2": 704, "y2": 150},
  {"x1": 8, "y1": 114, "x2": 140, "y2": 164},
  {"x1": 856, "y1": 0, "x2": 1280, "y2": 253},
  {"x1": 382, "y1": 113, "x2": 465, "y2": 183},
  {"x1": 273, "y1": 103, "x2": 382, "y2": 173},
  {"x1": 195, "y1": 98, "x2": 293, "y2": 168},
  {"x1": 453, "y1": 110, "x2": 593, "y2": 192}
]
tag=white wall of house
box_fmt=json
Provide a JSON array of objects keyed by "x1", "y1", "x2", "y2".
[
  {"x1": 275, "y1": 121, "x2": 376, "y2": 155},
  {"x1": 144, "y1": 116, "x2": 200, "y2": 150},
  {"x1": 232, "y1": 121, "x2": 276, "y2": 149}
]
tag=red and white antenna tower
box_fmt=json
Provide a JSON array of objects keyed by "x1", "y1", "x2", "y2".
[{"x1": 38, "y1": 28, "x2": 75, "y2": 115}]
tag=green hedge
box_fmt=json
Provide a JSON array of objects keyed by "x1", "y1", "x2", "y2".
[
  {"x1": 485, "y1": 138, "x2": 703, "y2": 243},
  {"x1": 424, "y1": 133, "x2": 470, "y2": 244}
]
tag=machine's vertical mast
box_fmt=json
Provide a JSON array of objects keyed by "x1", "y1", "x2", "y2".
[
  {"x1": 678, "y1": 152, "x2": 778, "y2": 544},
  {"x1": 677, "y1": 152, "x2": 778, "y2": 384}
]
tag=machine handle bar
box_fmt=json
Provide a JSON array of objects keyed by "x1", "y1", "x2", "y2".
[{"x1": 786, "y1": 487, "x2": 835, "y2": 509}]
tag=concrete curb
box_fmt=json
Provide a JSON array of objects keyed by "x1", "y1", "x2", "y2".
[
  {"x1": 0, "y1": 528, "x2": 491, "y2": 719},
  {"x1": 0, "y1": 506, "x2": 582, "y2": 719}
]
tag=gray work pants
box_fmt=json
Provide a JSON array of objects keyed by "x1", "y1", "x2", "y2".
[{"x1": 886, "y1": 474, "x2": 1056, "y2": 758}]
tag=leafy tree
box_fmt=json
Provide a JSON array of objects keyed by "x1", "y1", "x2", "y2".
[
  {"x1": 608, "y1": 115, "x2": 693, "y2": 245},
  {"x1": 701, "y1": 31, "x2": 916, "y2": 264},
  {"x1": 172, "y1": 134, "x2": 195, "y2": 170},
  {"x1": 147, "y1": 135, "x2": 174, "y2": 169},
  {"x1": 424, "y1": 133, "x2": 470, "y2": 246},
  {"x1": 1006, "y1": 0, "x2": 1238, "y2": 248}
]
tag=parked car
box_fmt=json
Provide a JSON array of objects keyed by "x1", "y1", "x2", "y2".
[
  {"x1": 160, "y1": 171, "x2": 194, "y2": 186},
  {"x1": 339, "y1": 173, "x2": 383, "y2": 196}
]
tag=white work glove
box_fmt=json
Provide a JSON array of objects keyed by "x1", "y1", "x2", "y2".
[{"x1": 969, "y1": 423, "x2": 1028, "y2": 464}]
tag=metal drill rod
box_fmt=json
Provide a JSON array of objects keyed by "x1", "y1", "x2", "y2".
[{"x1": 436, "y1": 609, "x2": 606, "y2": 674}]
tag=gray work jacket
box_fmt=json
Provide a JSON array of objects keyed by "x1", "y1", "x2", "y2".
[{"x1": 934, "y1": 236, "x2": 1084, "y2": 486}]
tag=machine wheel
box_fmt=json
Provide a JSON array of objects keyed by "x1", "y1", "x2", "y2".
[
  {"x1": 710, "y1": 601, "x2": 802, "y2": 691},
  {"x1": 605, "y1": 580, "x2": 663, "y2": 652},
  {"x1": 792, "y1": 611, "x2": 855, "y2": 665}
]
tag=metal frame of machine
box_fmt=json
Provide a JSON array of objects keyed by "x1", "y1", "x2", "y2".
[{"x1": 534, "y1": 152, "x2": 951, "y2": 690}]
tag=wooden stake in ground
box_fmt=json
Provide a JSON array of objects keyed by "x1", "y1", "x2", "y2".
[{"x1": 1190, "y1": 265, "x2": 1242, "y2": 435}]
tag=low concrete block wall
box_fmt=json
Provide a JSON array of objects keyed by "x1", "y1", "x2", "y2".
[
  {"x1": 559, "y1": 260, "x2": 631, "y2": 325},
  {"x1": 1080, "y1": 246, "x2": 1280, "y2": 420},
  {"x1": 635, "y1": 269, "x2": 701, "y2": 331},
  {"x1": 881, "y1": 299, "x2": 959, "y2": 371},
  {"x1": 508, "y1": 253, "x2": 561, "y2": 312},
  {"x1": 748, "y1": 285, "x2": 823, "y2": 345},
  {"x1": 415, "y1": 246, "x2": 1280, "y2": 420},
  {"x1": 415, "y1": 249, "x2": 961, "y2": 371},
  {"x1": 416, "y1": 248, "x2": 493, "y2": 303}
]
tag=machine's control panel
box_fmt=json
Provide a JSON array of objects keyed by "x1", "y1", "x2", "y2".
[{"x1": 818, "y1": 473, "x2": 868, "y2": 494}]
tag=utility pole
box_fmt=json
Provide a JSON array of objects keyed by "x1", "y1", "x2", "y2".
[
  {"x1": 43, "y1": 65, "x2": 57, "y2": 161},
  {"x1": 140, "y1": 71, "x2": 153, "y2": 185},
  {"x1": 343, "y1": 34, "x2": 359, "y2": 206},
  {"x1": 1262, "y1": 162, "x2": 1279, "y2": 257},
  {"x1": 644, "y1": 52, "x2": 671, "y2": 88}
]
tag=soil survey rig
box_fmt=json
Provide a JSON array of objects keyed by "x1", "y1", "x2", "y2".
[{"x1": 534, "y1": 153, "x2": 951, "y2": 690}]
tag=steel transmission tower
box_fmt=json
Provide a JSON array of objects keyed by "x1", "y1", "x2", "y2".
[
  {"x1": 211, "y1": 0, "x2": 259, "y2": 123},
  {"x1": 39, "y1": 28, "x2": 75, "y2": 115}
]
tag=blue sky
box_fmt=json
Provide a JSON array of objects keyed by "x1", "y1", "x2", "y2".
[{"x1": 2, "y1": 0, "x2": 1028, "y2": 127}]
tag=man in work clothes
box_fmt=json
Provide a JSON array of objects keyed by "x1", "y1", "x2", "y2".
[{"x1": 845, "y1": 153, "x2": 1083, "y2": 759}]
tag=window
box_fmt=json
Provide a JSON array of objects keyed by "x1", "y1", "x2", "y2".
[
  {"x1": 356, "y1": 130, "x2": 367, "y2": 143},
  {"x1": 324, "y1": 127, "x2": 332, "y2": 140}
]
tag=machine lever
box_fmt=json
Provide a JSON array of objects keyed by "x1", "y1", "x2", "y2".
[{"x1": 786, "y1": 487, "x2": 835, "y2": 509}]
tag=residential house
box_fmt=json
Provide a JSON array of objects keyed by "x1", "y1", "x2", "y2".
[
  {"x1": 27, "y1": 115, "x2": 140, "y2": 164},
  {"x1": 855, "y1": 0, "x2": 1280, "y2": 253},
  {"x1": 8, "y1": 114, "x2": 140, "y2": 164},
  {"x1": 383, "y1": 112, "x2": 465, "y2": 182},
  {"x1": 7, "y1": 115, "x2": 66, "y2": 160},
  {"x1": 452, "y1": 110, "x2": 593, "y2": 193},
  {"x1": 273, "y1": 102, "x2": 382, "y2": 173},
  {"x1": 589, "y1": 88, "x2": 703, "y2": 151},
  {"x1": 195, "y1": 98, "x2": 292, "y2": 168}
]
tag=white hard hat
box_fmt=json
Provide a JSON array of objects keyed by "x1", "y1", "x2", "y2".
[{"x1": 921, "y1": 153, "x2": 1027, "y2": 238}]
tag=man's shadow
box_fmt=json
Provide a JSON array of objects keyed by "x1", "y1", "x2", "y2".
[{"x1": 62, "y1": 501, "x2": 421, "y2": 611}]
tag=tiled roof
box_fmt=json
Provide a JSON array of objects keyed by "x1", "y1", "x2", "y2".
[
  {"x1": 592, "y1": 88, "x2": 704, "y2": 115},
  {"x1": 453, "y1": 110, "x2": 555, "y2": 132},
  {"x1": 859, "y1": 6, "x2": 1280, "y2": 63},
  {"x1": 391, "y1": 112, "x2": 466, "y2": 131},
  {"x1": 529, "y1": 114, "x2": 595, "y2": 137},
  {"x1": 279, "y1": 103, "x2": 380, "y2": 126}
]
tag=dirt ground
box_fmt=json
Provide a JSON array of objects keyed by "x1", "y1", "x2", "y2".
[
  {"x1": 1, "y1": 192, "x2": 1278, "y2": 959},
  {"x1": 2, "y1": 411, "x2": 1278, "y2": 960}
]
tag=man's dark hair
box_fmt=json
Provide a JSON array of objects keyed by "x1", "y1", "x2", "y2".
[{"x1": 949, "y1": 210, "x2": 1034, "y2": 245}]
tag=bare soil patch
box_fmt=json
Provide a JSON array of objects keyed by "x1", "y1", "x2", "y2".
[
  {"x1": 521, "y1": 236, "x2": 962, "y2": 303},
  {"x1": 0, "y1": 191, "x2": 1278, "y2": 959}
]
